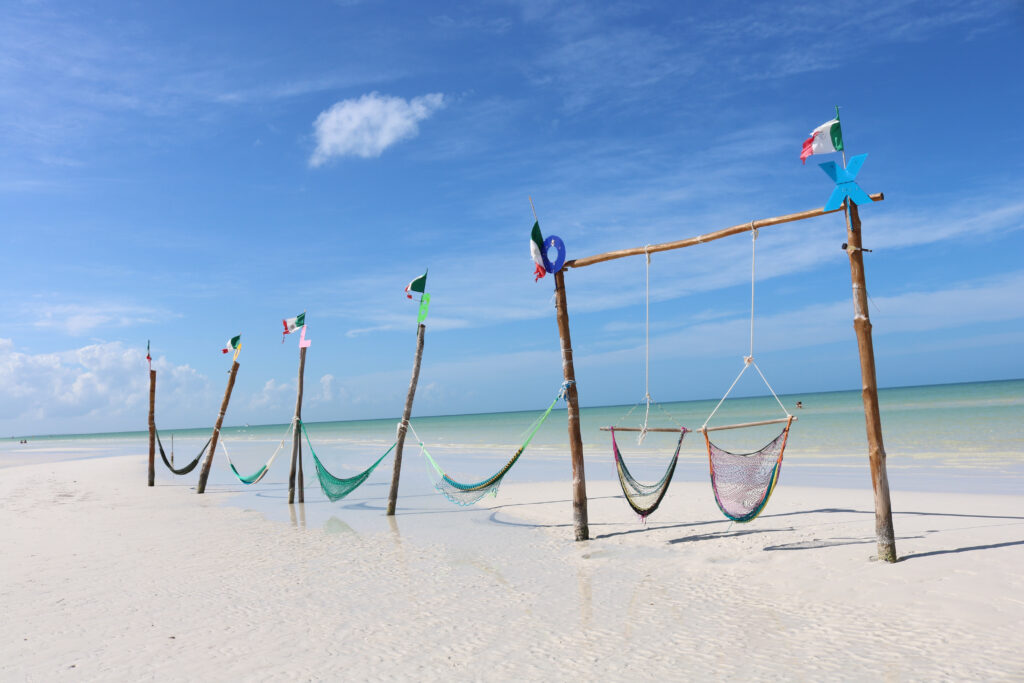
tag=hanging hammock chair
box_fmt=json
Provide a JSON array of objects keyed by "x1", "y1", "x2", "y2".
[
  {"x1": 700, "y1": 228, "x2": 796, "y2": 523},
  {"x1": 155, "y1": 428, "x2": 210, "y2": 476},
  {"x1": 415, "y1": 383, "x2": 569, "y2": 506},
  {"x1": 608, "y1": 426, "x2": 686, "y2": 518},
  {"x1": 601, "y1": 248, "x2": 690, "y2": 518},
  {"x1": 300, "y1": 420, "x2": 396, "y2": 502}
]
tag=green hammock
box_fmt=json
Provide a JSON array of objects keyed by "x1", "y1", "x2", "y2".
[
  {"x1": 301, "y1": 420, "x2": 396, "y2": 502},
  {"x1": 418, "y1": 385, "x2": 566, "y2": 506},
  {"x1": 155, "y1": 429, "x2": 210, "y2": 476},
  {"x1": 221, "y1": 421, "x2": 294, "y2": 485}
]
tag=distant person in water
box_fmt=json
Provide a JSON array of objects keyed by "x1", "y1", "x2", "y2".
[{"x1": 795, "y1": 401, "x2": 803, "y2": 409}]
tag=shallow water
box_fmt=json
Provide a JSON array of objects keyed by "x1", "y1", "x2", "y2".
[{"x1": 2, "y1": 379, "x2": 1022, "y2": 503}]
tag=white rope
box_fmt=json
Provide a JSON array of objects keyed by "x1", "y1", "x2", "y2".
[
  {"x1": 751, "y1": 359, "x2": 791, "y2": 418},
  {"x1": 701, "y1": 361, "x2": 751, "y2": 430},
  {"x1": 702, "y1": 223, "x2": 791, "y2": 430},
  {"x1": 640, "y1": 246, "x2": 652, "y2": 443},
  {"x1": 749, "y1": 225, "x2": 757, "y2": 360}
]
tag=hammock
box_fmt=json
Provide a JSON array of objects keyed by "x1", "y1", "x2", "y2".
[
  {"x1": 416, "y1": 385, "x2": 567, "y2": 506},
  {"x1": 700, "y1": 229, "x2": 795, "y2": 523},
  {"x1": 610, "y1": 427, "x2": 685, "y2": 518},
  {"x1": 155, "y1": 429, "x2": 210, "y2": 476},
  {"x1": 704, "y1": 417, "x2": 792, "y2": 522},
  {"x1": 220, "y1": 420, "x2": 294, "y2": 485},
  {"x1": 602, "y1": 250, "x2": 689, "y2": 518},
  {"x1": 301, "y1": 420, "x2": 396, "y2": 502}
]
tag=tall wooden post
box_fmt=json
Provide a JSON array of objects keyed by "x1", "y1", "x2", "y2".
[
  {"x1": 197, "y1": 360, "x2": 239, "y2": 494},
  {"x1": 288, "y1": 346, "x2": 307, "y2": 504},
  {"x1": 148, "y1": 370, "x2": 156, "y2": 487},
  {"x1": 846, "y1": 201, "x2": 897, "y2": 562},
  {"x1": 553, "y1": 269, "x2": 589, "y2": 541},
  {"x1": 387, "y1": 323, "x2": 426, "y2": 516}
]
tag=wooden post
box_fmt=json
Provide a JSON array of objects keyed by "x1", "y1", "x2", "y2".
[
  {"x1": 197, "y1": 360, "x2": 239, "y2": 494},
  {"x1": 386, "y1": 323, "x2": 426, "y2": 516},
  {"x1": 846, "y1": 201, "x2": 897, "y2": 562},
  {"x1": 147, "y1": 370, "x2": 156, "y2": 487},
  {"x1": 553, "y1": 269, "x2": 589, "y2": 541},
  {"x1": 288, "y1": 346, "x2": 307, "y2": 504}
]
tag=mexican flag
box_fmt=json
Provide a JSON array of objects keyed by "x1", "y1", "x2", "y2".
[
  {"x1": 405, "y1": 271, "x2": 427, "y2": 299},
  {"x1": 801, "y1": 117, "x2": 843, "y2": 164},
  {"x1": 530, "y1": 221, "x2": 547, "y2": 281},
  {"x1": 282, "y1": 312, "x2": 305, "y2": 336},
  {"x1": 222, "y1": 335, "x2": 241, "y2": 354}
]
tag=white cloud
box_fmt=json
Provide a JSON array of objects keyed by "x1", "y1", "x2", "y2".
[
  {"x1": 319, "y1": 374, "x2": 335, "y2": 401},
  {"x1": 0, "y1": 339, "x2": 211, "y2": 435},
  {"x1": 26, "y1": 303, "x2": 177, "y2": 336},
  {"x1": 309, "y1": 92, "x2": 445, "y2": 165}
]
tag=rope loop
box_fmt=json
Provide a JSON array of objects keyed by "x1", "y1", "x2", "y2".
[{"x1": 559, "y1": 379, "x2": 575, "y2": 400}]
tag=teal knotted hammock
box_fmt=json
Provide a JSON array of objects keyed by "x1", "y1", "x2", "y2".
[
  {"x1": 301, "y1": 420, "x2": 396, "y2": 502},
  {"x1": 220, "y1": 421, "x2": 294, "y2": 485},
  {"x1": 417, "y1": 386, "x2": 566, "y2": 506}
]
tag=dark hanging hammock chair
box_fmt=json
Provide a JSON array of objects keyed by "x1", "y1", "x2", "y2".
[{"x1": 608, "y1": 426, "x2": 686, "y2": 518}]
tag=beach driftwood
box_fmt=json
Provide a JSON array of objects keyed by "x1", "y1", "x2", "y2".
[
  {"x1": 197, "y1": 360, "x2": 239, "y2": 494},
  {"x1": 288, "y1": 346, "x2": 307, "y2": 504},
  {"x1": 148, "y1": 369, "x2": 156, "y2": 487},
  {"x1": 553, "y1": 269, "x2": 589, "y2": 541},
  {"x1": 846, "y1": 201, "x2": 897, "y2": 562},
  {"x1": 387, "y1": 323, "x2": 426, "y2": 516}
]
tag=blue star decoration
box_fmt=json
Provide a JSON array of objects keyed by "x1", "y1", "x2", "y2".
[{"x1": 819, "y1": 153, "x2": 873, "y2": 211}]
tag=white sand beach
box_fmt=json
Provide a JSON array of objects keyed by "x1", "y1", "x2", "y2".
[{"x1": 1, "y1": 453, "x2": 1022, "y2": 681}]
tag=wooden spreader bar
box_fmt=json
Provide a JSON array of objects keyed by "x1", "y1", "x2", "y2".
[
  {"x1": 600, "y1": 417, "x2": 796, "y2": 433},
  {"x1": 698, "y1": 417, "x2": 796, "y2": 433},
  {"x1": 599, "y1": 427, "x2": 685, "y2": 432},
  {"x1": 565, "y1": 194, "x2": 884, "y2": 269}
]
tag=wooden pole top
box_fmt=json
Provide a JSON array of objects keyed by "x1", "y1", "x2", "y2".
[{"x1": 564, "y1": 194, "x2": 884, "y2": 270}]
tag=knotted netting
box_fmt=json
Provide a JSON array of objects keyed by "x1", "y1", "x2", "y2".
[
  {"x1": 415, "y1": 384, "x2": 568, "y2": 506},
  {"x1": 703, "y1": 419, "x2": 791, "y2": 523},
  {"x1": 220, "y1": 420, "x2": 294, "y2": 485},
  {"x1": 301, "y1": 420, "x2": 395, "y2": 502},
  {"x1": 611, "y1": 427, "x2": 685, "y2": 518},
  {"x1": 155, "y1": 429, "x2": 210, "y2": 476}
]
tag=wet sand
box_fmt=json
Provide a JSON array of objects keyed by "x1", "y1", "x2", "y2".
[{"x1": 1, "y1": 454, "x2": 1022, "y2": 680}]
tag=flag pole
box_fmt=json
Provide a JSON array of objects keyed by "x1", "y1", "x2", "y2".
[{"x1": 386, "y1": 321, "x2": 426, "y2": 515}]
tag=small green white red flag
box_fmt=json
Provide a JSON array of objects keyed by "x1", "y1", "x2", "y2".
[
  {"x1": 405, "y1": 271, "x2": 427, "y2": 299},
  {"x1": 222, "y1": 335, "x2": 241, "y2": 355},
  {"x1": 801, "y1": 112, "x2": 844, "y2": 164},
  {"x1": 282, "y1": 312, "x2": 305, "y2": 341},
  {"x1": 530, "y1": 221, "x2": 546, "y2": 281}
]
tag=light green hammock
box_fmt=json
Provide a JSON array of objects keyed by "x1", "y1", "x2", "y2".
[
  {"x1": 300, "y1": 420, "x2": 396, "y2": 502},
  {"x1": 413, "y1": 383, "x2": 569, "y2": 506},
  {"x1": 220, "y1": 420, "x2": 294, "y2": 485}
]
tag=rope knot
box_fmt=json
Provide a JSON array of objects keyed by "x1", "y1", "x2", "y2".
[
  {"x1": 559, "y1": 379, "x2": 575, "y2": 400},
  {"x1": 744, "y1": 355, "x2": 753, "y2": 365}
]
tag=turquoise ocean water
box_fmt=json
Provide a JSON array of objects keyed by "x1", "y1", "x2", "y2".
[{"x1": 3, "y1": 379, "x2": 1023, "y2": 495}]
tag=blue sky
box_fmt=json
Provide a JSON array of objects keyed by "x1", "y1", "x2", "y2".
[{"x1": 2, "y1": 0, "x2": 1023, "y2": 435}]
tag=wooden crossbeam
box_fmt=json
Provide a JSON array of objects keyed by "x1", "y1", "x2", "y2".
[{"x1": 565, "y1": 193, "x2": 884, "y2": 269}]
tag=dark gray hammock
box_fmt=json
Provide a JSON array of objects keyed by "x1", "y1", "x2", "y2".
[
  {"x1": 155, "y1": 429, "x2": 210, "y2": 476},
  {"x1": 610, "y1": 427, "x2": 686, "y2": 519}
]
